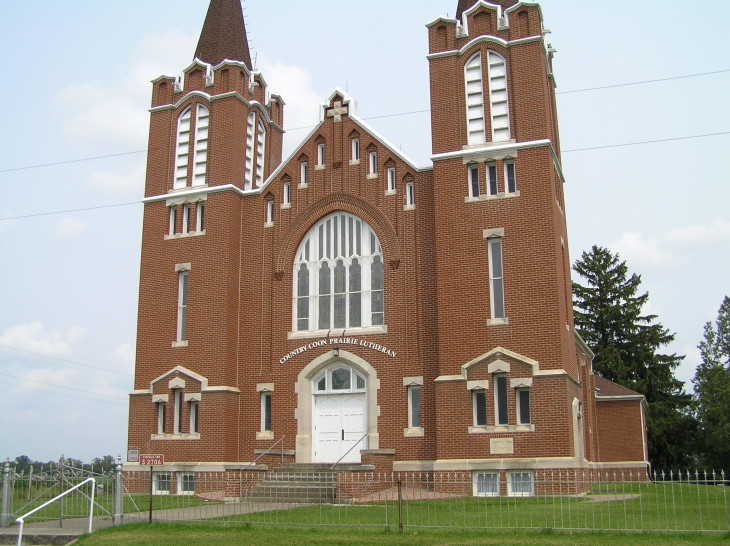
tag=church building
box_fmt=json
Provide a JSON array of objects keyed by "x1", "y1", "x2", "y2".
[{"x1": 127, "y1": 0, "x2": 649, "y2": 496}]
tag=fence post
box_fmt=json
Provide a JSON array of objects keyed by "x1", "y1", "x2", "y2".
[
  {"x1": 1, "y1": 460, "x2": 11, "y2": 527},
  {"x1": 114, "y1": 458, "x2": 124, "y2": 526}
]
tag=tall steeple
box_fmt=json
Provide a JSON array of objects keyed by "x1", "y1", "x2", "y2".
[
  {"x1": 456, "y1": 0, "x2": 519, "y2": 20},
  {"x1": 194, "y1": 0, "x2": 252, "y2": 69}
]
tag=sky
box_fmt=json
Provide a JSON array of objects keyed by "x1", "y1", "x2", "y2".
[{"x1": 1, "y1": 0, "x2": 728, "y2": 464}]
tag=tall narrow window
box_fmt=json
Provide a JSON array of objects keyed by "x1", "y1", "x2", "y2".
[
  {"x1": 182, "y1": 204, "x2": 190, "y2": 234},
  {"x1": 261, "y1": 392, "x2": 272, "y2": 432},
  {"x1": 177, "y1": 270, "x2": 189, "y2": 342},
  {"x1": 157, "y1": 402, "x2": 166, "y2": 434},
  {"x1": 405, "y1": 181, "x2": 415, "y2": 207},
  {"x1": 505, "y1": 161, "x2": 517, "y2": 193},
  {"x1": 387, "y1": 167, "x2": 396, "y2": 193},
  {"x1": 244, "y1": 113, "x2": 255, "y2": 190},
  {"x1": 255, "y1": 119, "x2": 266, "y2": 187},
  {"x1": 283, "y1": 181, "x2": 291, "y2": 205},
  {"x1": 408, "y1": 385, "x2": 421, "y2": 429},
  {"x1": 473, "y1": 390, "x2": 487, "y2": 426},
  {"x1": 465, "y1": 52, "x2": 485, "y2": 145},
  {"x1": 300, "y1": 162, "x2": 308, "y2": 186},
  {"x1": 469, "y1": 165, "x2": 480, "y2": 198},
  {"x1": 488, "y1": 238, "x2": 505, "y2": 319},
  {"x1": 368, "y1": 151, "x2": 377, "y2": 175},
  {"x1": 517, "y1": 389, "x2": 531, "y2": 425},
  {"x1": 265, "y1": 200, "x2": 274, "y2": 226},
  {"x1": 174, "y1": 107, "x2": 192, "y2": 189},
  {"x1": 487, "y1": 51, "x2": 510, "y2": 142},
  {"x1": 196, "y1": 202, "x2": 204, "y2": 232},
  {"x1": 169, "y1": 206, "x2": 177, "y2": 235},
  {"x1": 487, "y1": 164, "x2": 498, "y2": 196},
  {"x1": 192, "y1": 104, "x2": 209, "y2": 187},
  {"x1": 173, "y1": 389, "x2": 183, "y2": 434},
  {"x1": 189, "y1": 401, "x2": 199, "y2": 433},
  {"x1": 317, "y1": 143, "x2": 325, "y2": 166},
  {"x1": 494, "y1": 374, "x2": 508, "y2": 425},
  {"x1": 351, "y1": 138, "x2": 360, "y2": 161}
]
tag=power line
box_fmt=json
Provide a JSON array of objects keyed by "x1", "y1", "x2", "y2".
[
  {"x1": 0, "y1": 201, "x2": 140, "y2": 221},
  {"x1": 556, "y1": 68, "x2": 730, "y2": 95},
  {"x1": 0, "y1": 344, "x2": 134, "y2": 377},
  {"x1": 0, "y1": 380, "x2": 127, "y2": 407},
  {"x1": 0, "y1": 150, "x2": 148, "y2": 174},
  {"x1": 562, "y1": 131, "x2": 730, "y2": 153},
  {"x1": 0, "y1": 371, "x2": 128, "y2": 401}
]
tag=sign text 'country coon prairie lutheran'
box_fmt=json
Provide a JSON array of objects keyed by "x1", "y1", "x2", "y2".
[{"x1": 279, "y1": 337, "x2": 397, "y2": 364}]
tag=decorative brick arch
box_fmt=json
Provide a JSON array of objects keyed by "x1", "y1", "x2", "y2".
[{"x1": 274, "y1": 193, "x2": 402, "y2": 279}]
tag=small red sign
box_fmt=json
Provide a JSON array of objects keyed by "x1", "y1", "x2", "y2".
[{"x1": 139, "y1": 454, "x2": 164, "y2": 466}]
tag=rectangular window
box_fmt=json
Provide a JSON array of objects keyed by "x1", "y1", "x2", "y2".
[
  {"x1": 266, "y1": 200, "x2": 274, "y2": 225},
  {"x1": 487, "y1": 164, "x2": 498, "y2": 196},
  {"x1": 182, "y1": 204, "x2": 191, "y2": 234},
  {"x1": 177, "y1": 270, "x2": 189, "y2": 342},
  {"x1": 154, "y1": 473, "x2": 171, "y2": 495},
  {"x1": 473, "y1": 390, "x2": 487, "y2": 426},
  {"x1": 494, "y1": 374, "x2": 508, "y2": 426},
  {"x1": 196, "y1": 202, "x2": 204, "y2": 232},
  {"x1": 300, "y1": 162, "x2": 308, "y2": 185},
  {"x1": 189, "y1": 401, "x2": 199, "y2": 433},
  {"x1": 317, "y1": 143, "x2": 325, "y2": 166},
  {"x1": 517, "y1": 389, "x2": 531, "y2": 425},
  {"x1": 352, "y1": 138, "x2": 360, "y2": 161},
  {"x1": 488, "y1": 238, "x2": 505, "y2": 319},
  {"x1": 469, "y1": 165, "x2": 480, "y2": 198},
  {"x1": 505, "y1": 161, "x2": 517, "y2": 193},
  {"x1": 261, "y1": 392, "x2": 272, "y2": 432},
  {"x1": 178, "y1": 473, "x2": 195, "y2": 495},
  {"x1": 283, "y1": 181, "x2": 291, "y2": 205},
  {"x1": 507, "y1": 471, "x2": 534, "y2": 497},
  {"x1": 405, "y1": 181, "x2": 415, "y2": 206},
  {"x1": 387, "y1": 167, "x2": 396, "y2": 193},
  {"x1": 473, "y1": 472, "x2": 499, "y2": 497},
  {"x1": 368, "y1": 151, "x2": 377, "y2": 175},
  {"x1": 157, "y1": 402, "x2": 166, "y2": 434},
  {"x1": 169, "y1": 206, "x2": 177, "y2": 235},
  {"x1": 408, "y1": 385, "x2": 421, "y2": 428},
  {"x1": 173, "y1": 389, "x2": 183, "y2": 434}
]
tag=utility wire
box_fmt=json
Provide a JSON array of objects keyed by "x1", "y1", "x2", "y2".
[
  {"x1": 0, "y1": 202, "x2": 140, "y2": 221},
  {"x1": 0, "y1": 344, "x2": 134, "y2": 377},
  {"x1": 0, "y1": 380, "x2": 127, "y2": 407},
  {"x1": 556, "y1": 68, "x2": 730, "y2": 95},
  {"x1": 0, "y1": 371, "x2": 128, "y2": 401},
  {"x1": 562, "y1": 131, "x2": 730, "y2": 153},
  {"x1": 0, "y1": 150, "x2": 147, "y2": 174}
]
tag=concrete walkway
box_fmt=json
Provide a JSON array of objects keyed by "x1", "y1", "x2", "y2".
[{"x1": 0, "y1": 501, "x2": 300, "y2": 544}]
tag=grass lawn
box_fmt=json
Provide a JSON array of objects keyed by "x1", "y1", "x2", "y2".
[{"x1": 75, "y1": 523, "x2": 730, "y2": 545}]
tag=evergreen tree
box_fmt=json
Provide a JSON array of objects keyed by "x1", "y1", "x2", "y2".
[
  {"x1": 572, "y1": 245, "x2": 695, "y2": 469},
  {"x1": 693, "y1": 296, "x2": 730, "y2": 470}
]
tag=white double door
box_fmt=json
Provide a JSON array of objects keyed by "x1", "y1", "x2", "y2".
[{"x1": 313, "y1": 393, "x2": 366, "y2": 463}]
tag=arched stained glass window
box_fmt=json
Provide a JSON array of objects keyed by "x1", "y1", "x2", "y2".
[{"x1": 293, "y1": 212, "x2": 384, "y2": 332}]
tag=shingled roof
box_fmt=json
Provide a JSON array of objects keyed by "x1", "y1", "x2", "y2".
[
  {"x1": 594, "y1": 376, "x2": 643, "y2": 398},
  {"x1": 194, "y1": 0, "x2": 252, "y2": 69},
  {"x1": 456, "y1": 0, "x2": 520, "y2": 20}
]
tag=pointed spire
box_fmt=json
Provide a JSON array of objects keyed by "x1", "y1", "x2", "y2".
[
  {"x1": 194, "y1": 0, "x2": 252, "y2": 70},
  {"x1": 456, "y1": 0, "x2": 519, "y2": 20}
]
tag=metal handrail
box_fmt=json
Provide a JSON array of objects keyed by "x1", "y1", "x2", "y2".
[
  {"x1": 15, "y1": 477, "x2": 95, "y2": 546},
  {"x1": 244, "y1": 435, "x2": 285, "y2": 471},
  {"x1": 330, "y1": 433, "x2": 368, "y2": 470}
]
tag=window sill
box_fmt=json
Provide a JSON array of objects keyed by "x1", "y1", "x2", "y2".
[
  {"x1": 165, "y1": 231, "x2": 205, "y2": 240},
  {"x1": 468, "y1": 424, "x2": 534, "y2": 434},
  {"x1": 288, "y1": 325, "x2": 387, "y2": 340},
  {"x1": 281, "y1": 203, "x2": 291, "y2": 210},
  {"x1": 403, "y1": 204, "x2": 415, "y2": 211},
  {"x1": 385, "y1": 190, "x2": 396, "y2": 196},
  {"x1": 171, "y1": 341, "x2": 189, "y2": 348},
  {"x1": 298, "y1": 183, "x2": 309, "y2": 189},
  {"x1": 256, "y1": 431, "x2": 274, "y2": 440},
  {"x1": 487, "y1": 318, "x2": 509, "y2": 326},
  {"x1": 464, "y1": 192, "x2": 520, "y2": 203},
  {"x1": 171, "y1": 183, "x2": 209, "y2": 192},
  {"x1": 151, "y1": 433, "x2": 201, "y2": 440},
  {"x1": 403, "y1": 427, "x2": 424, "y2": 437},
  {"x1": 264, "y1": 222, "x2": 274, "y2": 228},
  {"x1": 367, "y1": 173, "x2": 378, "y2": 180},
  {"x1": 349, "y1": 159, "x2": 360, "y2": 166},
  {"x1": 315, "y1": 165, "x2": 325, "y2": 171}
]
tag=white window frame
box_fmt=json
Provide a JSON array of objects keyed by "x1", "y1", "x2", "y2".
[
  {"x1": 465, "y1": 52, "x2": 486, "y2": 145},
  {"x1": 261, "y1": 392, "x2": 272, "y2": 432},
  {"x1": 494, "y1": 373, "x2": 508, "y2": 426},
  {"x1": 255, "y1": 119, "x2": 266, "y2": 187},
  {"x1": 177, "y1": 269, "x2": 189, "y2": 342},
  {"x1": 282, "y1": 181, "x2": 291, "y2": 206},
  {"x1": 351, "y1": 138, "x2": 360, "y2": 162},
  {"x1": 196, "y1": 202, "x2": 204, "y2": 233},
  {"x1": 153, "y1": 473, "x2": 171, "y2": 495},
  {"x1": 173, "y1": 389, "x2": 183, "y2": 434},
  {"x1": 192, "y1": 104, "x2": 209, "y2": 187},
  {"x1": 317, "y1": 143, "x2": 325, "y2": 166},
  {"x1": 408, "y1": 385, "x2": 421, "y2": 429},
  {"x1": 157, "y1": 402, "x2": 166, "y2": 434},
  {"x1": 487, "y1": 51, "x2": 510, "y2": 142},
  {"x1": 488, "y1": 238, "x2": 505, "y2": 320},
  {"x1": 487, "y1": 163, "x2": 498, "y2": 196},
  {"x1": 473, "y1": 471, "x2": 500, "y2": 497},
  {"x1": 182, "y1": 204, "x2": 190, "y2": 234},
  {"x1": 504, "y1": 161, "x2": 517, "y2": 194},
  {"x1": 507, "y1": 471, "x2": 534, "y2": 497},
  {"x1": 368, "y1": 151, "x2": 377, "y2": 176},
  {"x1": 300, "y1": 162, "x2": 308, "y2": 187},
  {"x1": 168, "y1": 206, "x2": 177, "y2": 236},
  {"x1": 265, "y1": 200, "x2": 274, "y2": 227},
  {"x1": 177, "y1": 472, "x2": 195, "y2": 496},
  {"x1": 516, "y1": 388, "x2": 531, "y2": 425},
  {"x1": 473, "y1": 389, "x2": 487, "y2": 426},
  {"x1": 189, "y1": 400, "x2": 199, "y2": 433},
  {"x1": 468, "y1": 164, "x2": 480, "y2": 198},
  {"x1": 244, "y1": 112, "x2": 255, "y2": 190},
  {"x1": 405, "y1": 181, "x2": 415, "y2": 208},
  {"x1": 174, "y1": 107, "x2": 192, "y2": 189},
  {"x1": 387, "y1": 167, "x2": 396, "y2": 194}
]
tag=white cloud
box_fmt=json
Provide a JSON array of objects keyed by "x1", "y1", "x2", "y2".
[
  {"x1": 111, "y1": 343, "x2": 135, "y2": 375},
  {"x1": 0, "y1": 322, "x2": 88, "y2": 358},
  {"x1": 54, "y1": 217, "x2": 88, "y2": 238},
  {"x1": 665, "y1": 218, "x2": 730, "y2": 245},
  {"x1": 87, "y1": 161, "x2": 145, "y2": 195},
  {"x1": 18, "y1": 367, "x2": 79, "y2": 392},
  {"x1": 608, "y1": 232, "x2": 668, "y2": 267}
]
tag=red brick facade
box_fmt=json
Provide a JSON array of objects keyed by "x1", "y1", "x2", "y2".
[{"x1": 127, "y1": 0, "x2": 648, "y2": 489}]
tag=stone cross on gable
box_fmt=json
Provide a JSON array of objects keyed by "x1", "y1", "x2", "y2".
[{"x1": 327, "y1": 101, "x2": 348, "y2": 123}]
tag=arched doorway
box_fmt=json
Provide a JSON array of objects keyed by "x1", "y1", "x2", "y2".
[{"x1": 311, "y1": 365, "x2": 367, "y2": 463}]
